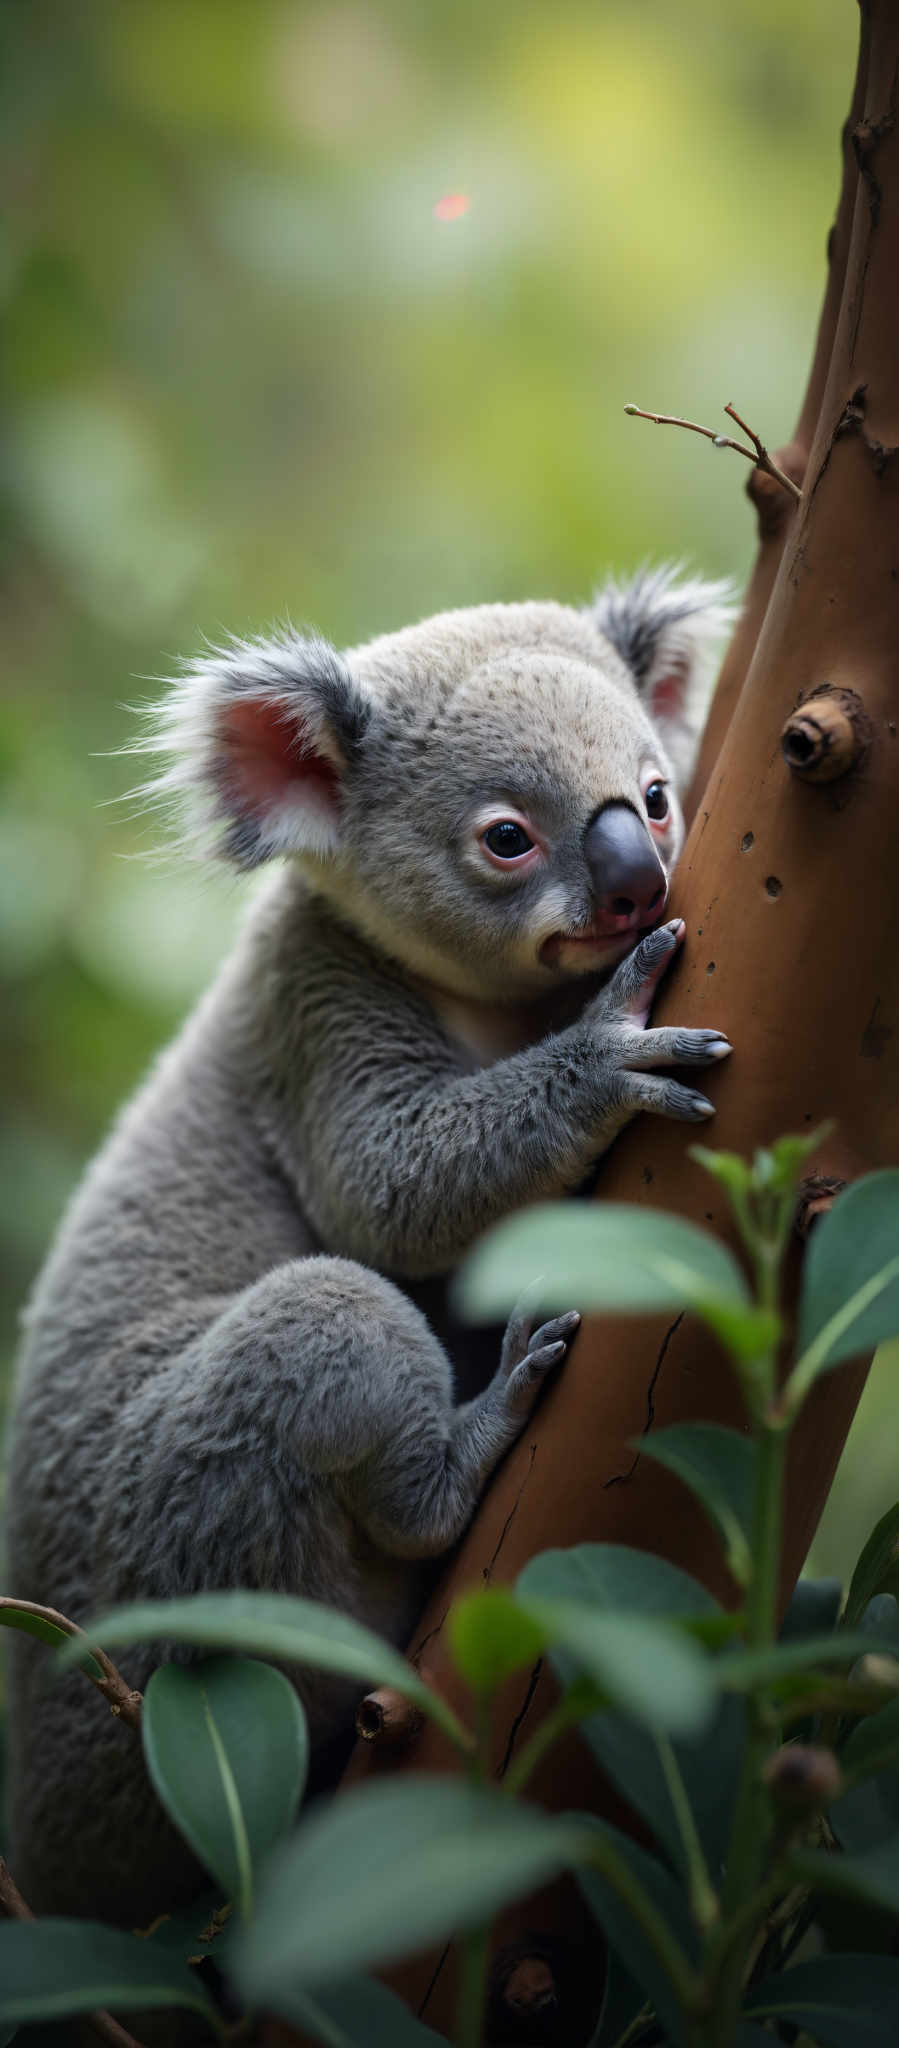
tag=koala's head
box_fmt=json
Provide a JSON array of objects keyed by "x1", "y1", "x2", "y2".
[{"x1": 140, "y1": 568, "x2": 730, "y2": 1002}]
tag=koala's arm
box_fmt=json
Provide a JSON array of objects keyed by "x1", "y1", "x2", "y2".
[{"x1": 275, "y1": 919, "x2": 730, "y2": 1277}]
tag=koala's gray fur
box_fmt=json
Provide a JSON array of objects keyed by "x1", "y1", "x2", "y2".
[{"x1": 4, "y1": 566, "x2": 732, "y2": 1925}]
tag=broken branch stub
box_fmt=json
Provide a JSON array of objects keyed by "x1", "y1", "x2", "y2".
[{"x1": 780, "y1": 686, "x2": 871, "y2": 782}]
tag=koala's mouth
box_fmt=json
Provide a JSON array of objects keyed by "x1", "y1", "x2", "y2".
[{"x1": 540, "y1": 906, "x2": 661, "y2": 968}]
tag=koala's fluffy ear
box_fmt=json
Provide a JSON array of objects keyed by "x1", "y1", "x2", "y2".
[
  {"x1": 132, "y1": 629, "x2": 371, "y2": 866},
  {"x1": 589, "y1": 566, "x2": 734, "y2": 785}
]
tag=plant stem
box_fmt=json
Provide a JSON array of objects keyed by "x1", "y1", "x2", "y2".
[
  {"x1": 704, "y1": 1403, "x2": 789, "y2": 2044},
  {"x1": 655, "y1": 1737, "x2": 719, "y2": 1933},
  {"x1": 455, "y1": 1924, "x2": 490, "y2": 2048}
]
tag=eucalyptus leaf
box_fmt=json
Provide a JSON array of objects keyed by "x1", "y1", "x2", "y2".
[
  {"x1": 793, "y1": 1171, "x2": 899, "y2": 1395},
  {"x1": 518, "y1": 1543, "x2": 720, "y2": 1620},
  {"x1": 714, "y1": 1631, "x2": 883, "y2": 1696},
  {"x1": 55, "y1": 1589, "x2": 466, "y2": 1749},
  {"x1": 843, "y1": 1692, "x2": 899, "y2": 1781},
  {"x1": 233, "y1": 1779, "x2": 594, "y2": 1996},
  {"x1": 789, "y1": 1841, "x2": 899, "y2": 1918},
  {"x1": 575, "y1": 1815, "x2": 698, "y2": 2047},
  {"x1": 0, "y1": 1920, "x2": 220, "y2": 2030},
  {"x1": 456, "y1": 1201, "x2": 749, "y2": 1324},
  {"x1": 264, "y1": 1973, "x2": 447, "y2": 2046},
  {"x1": 0, "y1": 1601, "x2": 103, "y2": 1681},
  {"x1": 143, "y1": 1657, "x2": 308, "y2": 1920},
  {"x1": 633, "y1": 1425, "x2": 755, "y2": 1588},
  {"x1": 844, "y1": 1502, "x2": 899, "y2": 1626},
  {"x1": 448, "y1": 1586, "x2": 546, "y2": 1693},
  {"x1": 744, "y1": 1952, "x2": 899, "y2": 2046},
  {"x1": 779, "y1": 1576, "x2": 842, "y2": 1642},
  {"x1": 509, "y1": 1590, "x2": 716, "y2": 1737},
  {"x1": 574, "y1": 1696, "x2": 745, "y2": 1881}
]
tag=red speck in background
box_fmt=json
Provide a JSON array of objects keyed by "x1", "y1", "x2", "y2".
[{"x1": 433, "y1": 192, "x2": 470, "y2": 221}]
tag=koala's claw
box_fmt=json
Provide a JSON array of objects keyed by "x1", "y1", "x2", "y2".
[{"x1": 501, "y1": 1308, "x2": 580, "y2": 1419}]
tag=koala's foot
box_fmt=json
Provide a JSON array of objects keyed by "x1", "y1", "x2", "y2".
[
  {"x1": 499, "y1": 1303, "x2": 581, "y2": 1421},
  {"x1": 587, "y1": 920, "x2": 732, "y2": 1124}
]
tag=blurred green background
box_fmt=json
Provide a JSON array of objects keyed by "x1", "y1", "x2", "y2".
[{"x1": 0, "y1": 0, "x2": 890, "y2": 1612}]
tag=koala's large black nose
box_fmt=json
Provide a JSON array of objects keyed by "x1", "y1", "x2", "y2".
[{"x1": 584, "y1": 802, "x2": 667, "y2": 921}]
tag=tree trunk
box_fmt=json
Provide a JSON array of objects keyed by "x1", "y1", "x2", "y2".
[{"x1": 278, "y1": 6, "x2": 899, "y2": 2041}]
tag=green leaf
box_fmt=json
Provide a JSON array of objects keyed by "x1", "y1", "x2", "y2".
[
  {"x1": 0, "y1": 1601, "x2": 103, "y2": 1681},
  {"x1": 516, "y1": 1549, "x2": 718, "y2": 1735},
  {"x1": 588, "y1": 1949, "x2": 645, "y2": 2048},
  {"x1": 263, "y1": 1974, "x2": 447, "y2": 2046},
  {"x1": 789, "y1": 1841, "x2": 899, "y2": 1918},
  {"x1": 779, "y1": 1577, "x2": 842, "y2": 1641},
  {"x1": 575, "y1": 1816, "x2": 698, "y2": 2047},
  {"x1": 56, "y1": 1589, "x2": 467, "y2": 1750},
  {"x1": 688, "y1": 1143, "x2": 753, "y2": 1201},
  {"x1": 792, "y1": 1172, "x2": 899, "y2": 1398},
  {"x1": 714, "y1": 1631, "x2": 885, "y2": 1696},
  {"x1": 142, "y1": 1657, "x2": 308, "y2": 1921},
  {"x1": 633, "y1": 1425, "x2": 755, "y2": 1589},
  {"x1": 447, "y1": 1586, "x2": 546, "y2": 1694},
  {"x1": 232, "y1": 1779, "x2": 595, "y2": 1996},
  {"x1": 521, "y1": 1597, "x2": 715, "y2": 1737},
  {"x1": 745, "y1": 1952, "x2": 899, "y2": 2046},
  {"x1": 685, "y1": 1299, "x2": 781, "y2": 1366},
  {"x1": 456, "y1": 1202, "x2": 749, "y2": 1324},
  {"x1": 517, "y1": 1543, "x2": 721, "y2": 1621},
  {"x1": 844, "y1": 1501, "x2": 899, "y2": 1626},
  {"x1": 576, "y1": 1697, "x2": 746, "y2": 1882},
  {"x1": 843, "y1": 1692, "x2": 899, "y2": 1781},
  {"x1": 0, "y1": 1920, "x2": 220, "y2": 2030},
  {"x1": 759, "y1": 1127, "x2": 834, "y2": 1194},
  {"x1": 834, "y1": 1693, "x2": 899, "y2": 1854}
]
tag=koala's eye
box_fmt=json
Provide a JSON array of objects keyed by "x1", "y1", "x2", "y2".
[
  {"x1": 482, "y1": 820, "x2": 536, "y2": 860},
  {"x1": 645, "y1": 781, "x2": 670, "y2": 823}
]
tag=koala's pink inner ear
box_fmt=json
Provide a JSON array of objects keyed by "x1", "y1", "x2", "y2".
[
  {"x1": 647, "y1": 657, "x2": 690, "y2": 723},
  {"x1": 220, "y1": 699, "x2": 341, "y2": 817}
]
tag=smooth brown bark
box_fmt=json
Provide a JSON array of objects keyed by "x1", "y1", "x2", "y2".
[{"x1": 684, "y1": 2, "x2": 870, "y2": 821}]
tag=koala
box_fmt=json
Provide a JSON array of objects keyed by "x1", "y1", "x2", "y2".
[{"x1": 4, "y1": 566, "x2": 732, "y2": 1925}]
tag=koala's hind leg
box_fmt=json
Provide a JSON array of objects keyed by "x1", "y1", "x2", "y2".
[
  {"x1": 91, "y1": 1258, "x2": 578, "y2": 1614},
  {"x1": 12, "y1": 1256, "x2": 577, "y2": 1926}
]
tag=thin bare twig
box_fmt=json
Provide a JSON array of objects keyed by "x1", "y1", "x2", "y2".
[
  {"x1": 0, "y1": 1856, "x2": 145, "y2": 2048},
  {"x1": 0, "y1": 1596, "x2": 143, "y2": 1730},
  {"x1": 624, "y1": 400, "x2": 803, "y2": 502}
]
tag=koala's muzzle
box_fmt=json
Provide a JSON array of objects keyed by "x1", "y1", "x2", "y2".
[{"x1": 584, "y1": 802, "x2": 667, "y2": 927}]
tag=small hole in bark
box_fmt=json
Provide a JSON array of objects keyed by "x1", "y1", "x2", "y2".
[
  {"x1": 765, "y1": 875, "x2": 783, "y2": 898},
  {"x1": 706, "y1": 960, "x2": 716, "y2": 974},
  {"x1": 784, "y1": 728, "x2": 815, "y2": 764},
  {"x1": 741, "y1": 831, "x2": 755, "y2": 851}
]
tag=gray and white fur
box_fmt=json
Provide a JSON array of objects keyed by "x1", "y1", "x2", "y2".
[{"x1": 4, "y1": 567, "x2": 732, "y2": 1924}]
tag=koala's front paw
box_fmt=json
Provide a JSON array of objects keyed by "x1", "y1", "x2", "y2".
[
  {"x1": 588, "y1": 919, "x2": 732, "y2": 1124},
  {"x1": 499, "y1": 1303, "x2": 581, "y2": 1422}
]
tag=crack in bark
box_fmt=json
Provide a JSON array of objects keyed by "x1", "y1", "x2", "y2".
[
  {"x1": 418, "y1": 1941, "x2": 453, "y2": 2021},
  {"x1": 497, "y1": 1657, "x2": 545, "y2": 1781},
  {"x1": 861, "y1": 994, "x2": 893, "y2": 1059},
  {"x1": 482, "y1": 1441, "x2": 538, "y2": 1583},
  {"x1": 602, "y1": 1312, "x2": 684, "y2": 1489},
  {"x1": 410, "y1": 1607, "x2": 450, "y2": 1667},
  {"x1": 852, "y1": 96, "x2": 896, "y2": 226}
]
